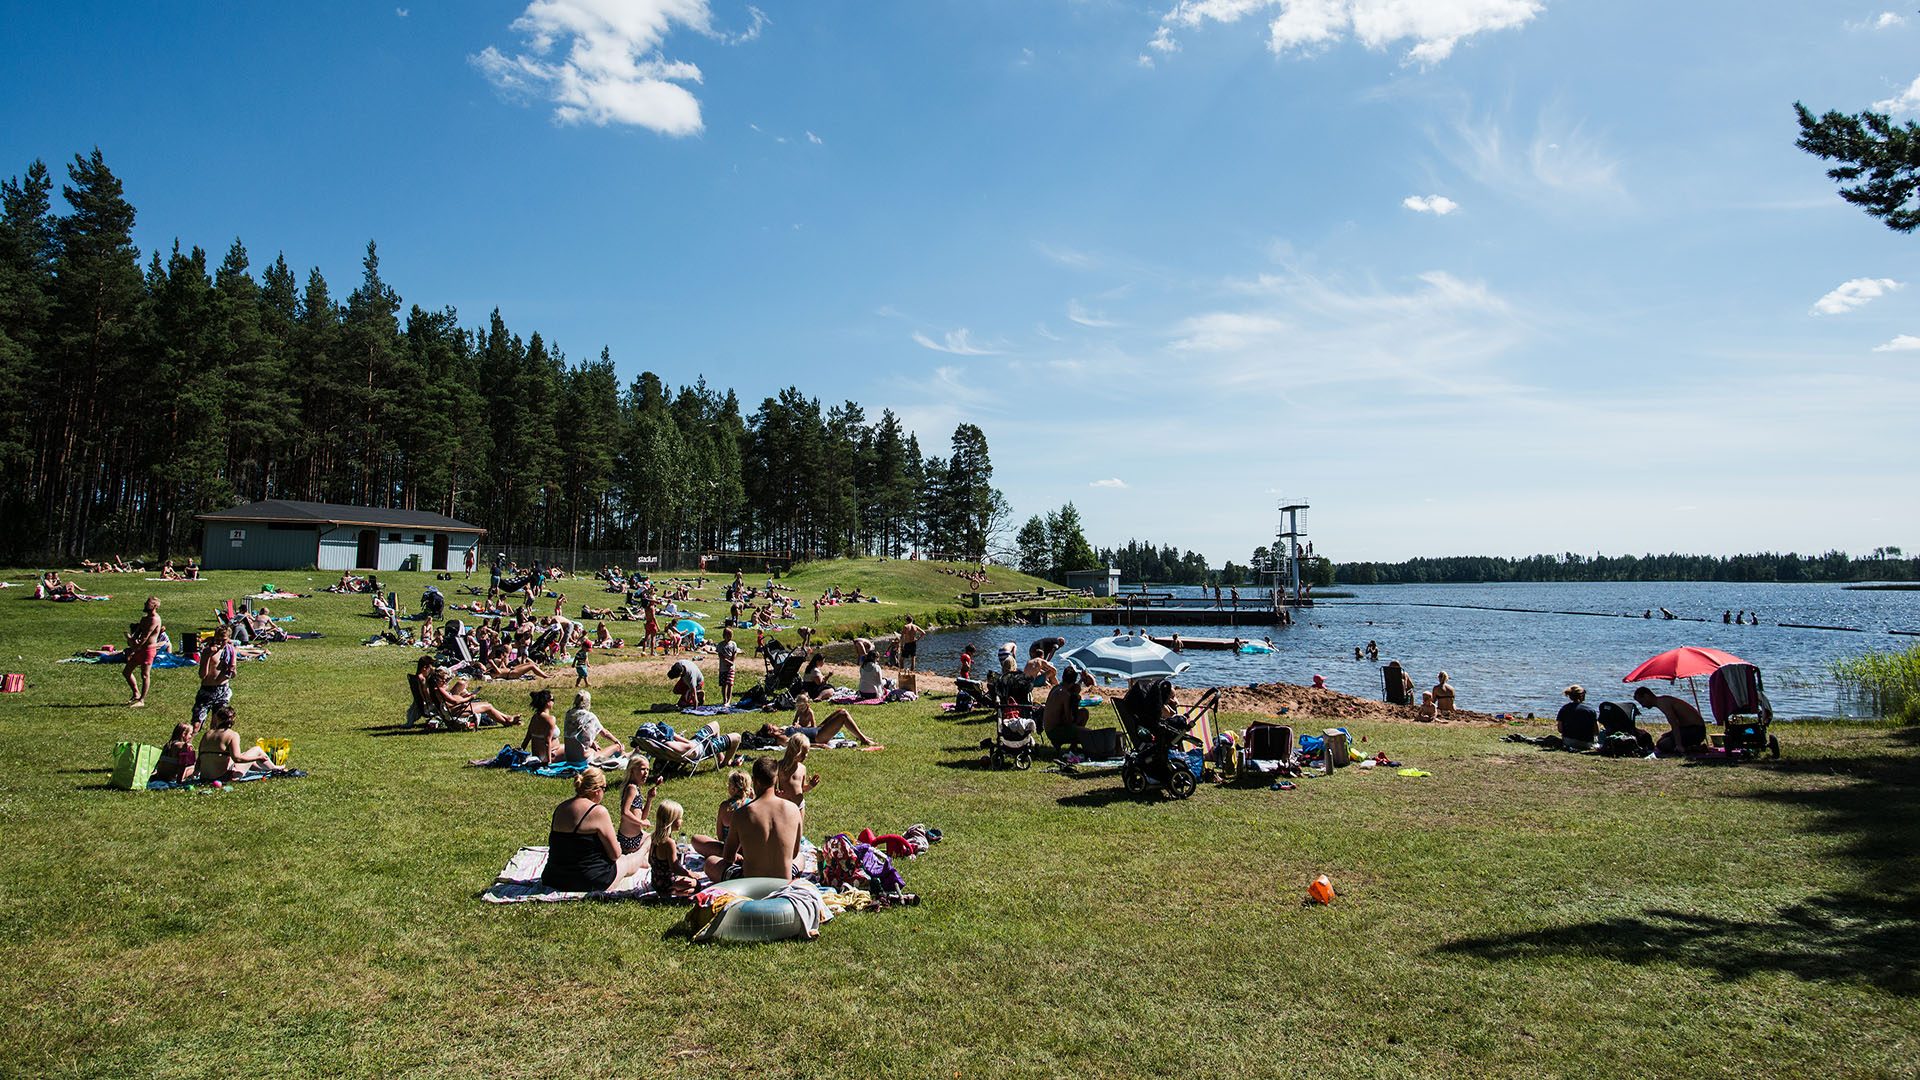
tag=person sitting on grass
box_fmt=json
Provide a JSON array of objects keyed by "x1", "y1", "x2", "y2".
[
  {"x1": 1634, "y1": 686, "x2": 1709, "y2": 757},
  {"x1": 1041, "y1": 668, "x2": 1094, "y2": 749},
  {"x1": 564, "y1": 691, "x2": 625, "y2": 764},
  {"x1": 1415, "y1": 691, "x2": 1438, "y2": 722},
  {"x1": 195, "y1": 705, "x2": 280, "y2": 782},
  {"x1": 520, "y1": 690, "x2": 560, "y2": 762},
  {"x1": 1557, "y1": 685, "x2": 1600, "y2": 751},
  {"x1": 758, "y1": 696, "x2": 877, "y2": 747},
  {"x1": 774, "y1": 733, "x2": 820, "y2": 810},
  {"x1": 668, "y1": 659, "x2": 704, "y2": 707},
  {"x1": 155, "y1": 722, "x2": 198, "y2": 783},
  {"x1": 798, "y1": 653, "x2": 833, "y2": 700},
  {"x1": 649, "y1": 800, "x2": 700, "y2": 899},
  {"x1": 539, "y1": 767, "x2": 647, "y2": 893},
  {"x1": 717, "y1": 757, "x2": 803, "y2": 883},
  {"x1": 616, "y1": 757, "x2": 659, "y2": 856},
  {"x1": 430, "y1": 669, "x2": 520, "y2": 728},
  {"x1": 1024, "y1": 643, "x2": 1058, "y2": 689},
  {"x1": 856, "y1": 644, "x2": 889, "y2": 698}
]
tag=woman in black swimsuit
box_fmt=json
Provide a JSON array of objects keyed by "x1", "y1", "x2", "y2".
[{"x1": 540, "y1": 767, "x2": 647, "y2": 892}]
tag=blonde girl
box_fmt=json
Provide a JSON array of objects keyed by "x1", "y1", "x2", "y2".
[
  {"x1": 775, "y1": 733, "x2": 819, "y2": 807},
  {"x1": 648, "y1": 799, "x2": 698, "y2": 898},
  {"x1": 616, "y1": 758, "x2": 659, "y2": 855}
]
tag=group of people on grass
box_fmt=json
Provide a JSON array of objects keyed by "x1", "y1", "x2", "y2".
[
  {"x1": 110, "y1": 595, "x2": 286, "y2": 785},
  {"x1": 1554, "y1": 683, "x2": 1712, "y2": 757}
]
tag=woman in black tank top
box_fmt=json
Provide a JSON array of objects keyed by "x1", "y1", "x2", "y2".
[{"x1": 540, "y1": 767, "x2": 648, "y2": 891}]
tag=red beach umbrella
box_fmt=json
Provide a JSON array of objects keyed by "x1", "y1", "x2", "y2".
[{"x1": 1623, "y1": 646, "x2": 1748, "y2": 684}]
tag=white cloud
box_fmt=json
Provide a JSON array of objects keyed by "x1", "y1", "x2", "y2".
[
  {"x1": 1873, "y1": 334, "x2": 1920, "y2": 352},
  {"x1": 1851, "y1": 12, "x2": 1907, "y2": 31},
  {"x1": 1403, "y1": 194, "x2": 1460, "y2": 215},
  {"x1": 1812, "y1": 277, "x2": 1902, "y2": 315},
  {"x1": 912, "y1": 329, "x2": 1003, "y2": 356},
  {"x1": 805, "y1": 130, "x2": 823, "y2": 145},
  {"x1": 1067, "y1": 300, "x2": 1120, "y2": 328},
  {"x1": 1155, "y1": 0, "x2": 1544, "y2": 65},
  {"x1": 473, "y1": 1, "x2": 763, "y2": 136},
  {"x1": 1873, "y1": 75, "x2": 1920, "y2": 114},
  {"x1": 396, "y1": 7, "x2": 410, "y2": 16},
  {"x1": 1090, "y1": 478, "x2": 1129, "y2": 489}
]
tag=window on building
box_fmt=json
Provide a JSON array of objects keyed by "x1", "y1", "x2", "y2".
[
  {"x1": 388, "y1": 532, "x2": 401, "y2": 542},
  {"x1": 413, "y1": 534, "x2": 427, "y2": 543}
]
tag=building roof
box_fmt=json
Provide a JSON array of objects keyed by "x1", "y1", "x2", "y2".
[{"x1": 196, "y1": 500, "x2": 485, "y2": 534}]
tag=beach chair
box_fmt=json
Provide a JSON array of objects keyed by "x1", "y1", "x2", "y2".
[
  {"x1": 406, "y1": 672, "x2": 450, "y2": 727},
  {"x1": 630, "y1": 722, "x2": 738, "y2": 779}
]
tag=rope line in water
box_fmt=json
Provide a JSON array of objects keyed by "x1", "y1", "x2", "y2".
[{"x1": 1321, "y1": 600, "x2": 1911, "y2": 636}]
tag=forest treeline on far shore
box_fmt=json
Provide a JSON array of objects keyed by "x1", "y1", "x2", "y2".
[
  {"x1": 0, "y1": 151, "x2": 1005, "y2": 563},
  {"x1": 1331, "y1": 548, "x2": 1917, "y2": 585}
]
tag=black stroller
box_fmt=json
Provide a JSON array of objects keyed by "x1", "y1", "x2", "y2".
[
  {"x1": 1116, "y1": 678, "x2": 1207, "y2": 800},
  {"x1": 761, "y1": 641, "x2": 807, "y2": 693}
]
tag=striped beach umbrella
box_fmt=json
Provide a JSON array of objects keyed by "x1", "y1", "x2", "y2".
[{"x1": 1056, "y1": 634, "x2": 1191, "y2": 682}]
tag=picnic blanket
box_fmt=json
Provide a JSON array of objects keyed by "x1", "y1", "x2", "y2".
[
  {"x1": 146, "y1": 768, "x2": 309, "y2": 791},
  {"x1": 681, "y1": 704, "x2": 751, "y2": 716},
  {"x1": 468, "y1": 746, "x2": 630, "y2": 776},
  {"x1": 481, "y1": 845, "x2": 657, "y2": 903},
  {"x1": 828, "y1": 692, "x2": 890, "y2": 707},
  {"x1": 60, "y1": 649, "x2": 197, "y2": 668}
]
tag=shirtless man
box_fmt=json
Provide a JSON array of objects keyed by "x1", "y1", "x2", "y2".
[
  {"x1": 124, "y1": 596, "x2": 164, "y2": 707},
  {"x1": 192, "y1": 625, "x2": 238, "y2": 732},
  {"x1": 1635, "y1": 687, "x2": 1709, "y2": 756},
  {"x1": 1024, "y1": 643, "x2": 1058, "y2": 689},
  {"x1": 899, "y1": 615, "x2": 923, "y2": 673},
  {"x1": 718, "y1": 757, "x2": 803, "y2": 882}
]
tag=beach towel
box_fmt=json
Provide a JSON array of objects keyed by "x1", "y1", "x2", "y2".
[
  {"x1": 145, "y1": 769, "x2": 309, "y2": 791},
  {"x1": 828, "y1": 692, "x2": 889, "y2": 707},
  {"x1": 680, "y1": 704, "x2": 750, "y2": 716},
  {"x1": 481, "y1": 846, "x2": 656, "y2": 904},
  {"x1": 525, "y1": 756, "x2": 628, "y2": 778},
  {"x1": 60, "y1": 649, "x2": 197, "y2": 668}
]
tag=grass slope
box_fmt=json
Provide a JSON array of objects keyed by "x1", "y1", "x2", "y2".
[{"x1": 0, "y1": 570, "x2": 1915, "y2": 1078}]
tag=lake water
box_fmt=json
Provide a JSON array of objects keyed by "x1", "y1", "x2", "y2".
[{"x1": 915, "y1": 582, "x2": 1920, "y2": 718}]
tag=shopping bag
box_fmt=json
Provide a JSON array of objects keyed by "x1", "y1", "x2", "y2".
[
  {"x1": 254, "y1": 738, "x2": 292, "y2": 767},
  {"x1": 110, "y1": 741, "x2": 161, "y2": 790}
]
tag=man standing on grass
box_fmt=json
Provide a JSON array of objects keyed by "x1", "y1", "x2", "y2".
[
  {"x1": 191, "y1": 624, "x2": 237, "y2": 732},
  {"x1": 464, "y1": 546, "x2": 475, "y2": 580},
  {"x1": 124, "y1": 595, "x2": 163, "y2": 708},
  {"x1": 899, "y1": 615, "x2": 923, "y2": 673}
]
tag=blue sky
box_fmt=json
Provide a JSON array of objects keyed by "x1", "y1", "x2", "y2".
[{"x1": 3, "y1": 1, "x2": 1917, "y2": 563}]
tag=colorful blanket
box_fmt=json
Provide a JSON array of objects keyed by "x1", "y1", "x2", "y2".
[{"x1": 146, "y1": 768, "x2": 309, "y2": 791}]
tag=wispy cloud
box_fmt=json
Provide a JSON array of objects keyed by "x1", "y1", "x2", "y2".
[
  {"x1": 1812, "y1": 277, "x2": 1902, "y2": 315},
  {"x1": 1090, "y1": 478, "x2": 1129, "y2": 489},
  {"x1": 1067, "y1": 300, "x2": 1120, "y2": 328},
  {"x1": 396, "y1": 7, "x2": 410, "y2": 16},
  {"x1": 1873, "y1": 75, "x2": 1920, "y2": 114},
  {"x1": 1403, "y1": 194, "x2": 1460, "y2": 215},
  {"x1": 473, "y1": 1, "x2": 764, "y2": 135},
  {"x1": 1440, "y1": 109, "x2": 1625, "y2": 206},
  {"x1": 1154, "y1": 0, "x2": 1545, "y2": 65},
  {"x1": 805, "y1": 130, "x2": 823, "y2": 145},
  {"x1": 912, "y1": 329, "x2": 1003, "y2": 356},
  {"x1": 1036, "y1": 243, "x2": 1099, "y2": 269},
  {"x1": 1873, "y1": 334, "x2": 1920, "y2": 352}
]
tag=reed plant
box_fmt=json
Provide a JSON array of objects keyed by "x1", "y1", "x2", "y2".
[{"x1": 1831, "y1": 644, "x2": 1920, "y2": 723}]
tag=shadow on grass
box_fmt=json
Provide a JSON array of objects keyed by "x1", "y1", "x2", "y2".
[
  {"x1": 41, "y1": 702, "x2": 133, "y2": 710},
  {"x1": 1055, "y1": 785, "x2": 1141, "y2": 809},
  {"x1": 1439, "y1": 894, "x2": 1920, "y2": 995},
  {"x1": 1441, "y1": 723, "x2": 1920, "y2": 996}
]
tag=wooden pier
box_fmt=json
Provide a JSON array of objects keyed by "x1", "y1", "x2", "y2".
[{"x1": 1014, "y1": 604, "x2": 1297, "y2": 627}]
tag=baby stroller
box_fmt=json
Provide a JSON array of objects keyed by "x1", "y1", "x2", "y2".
[
  {"x1": 1708, "y1": 662, "x2": 1780, "y2": 760},
  {"x1": 988, "y1": 713, "x2": 1037, "y2": 770},
  {"x1": 419, "y1": 586, "x2": 445, "y2": 619},
  {"x1": 1116, "y1": 677, "x2": 1206, "y2": 800},
  {"x1": 761, "y1": 641, "x2": 806, "y2": 693}
]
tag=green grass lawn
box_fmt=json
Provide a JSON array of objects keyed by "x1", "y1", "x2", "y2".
[{"x1": 0, "y1": 569, "x2": 1915, "y2": 1078}]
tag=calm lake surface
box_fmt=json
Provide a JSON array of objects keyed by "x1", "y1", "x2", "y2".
[{"x1": 915, "y1": 582, "x2": 1920, "y2": 718}]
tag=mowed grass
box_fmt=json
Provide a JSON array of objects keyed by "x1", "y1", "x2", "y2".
[{"x1": 0, "y1": 569, "x2": 1915, "y2": 1079}]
